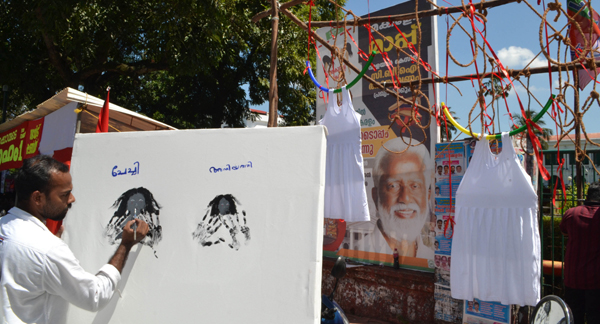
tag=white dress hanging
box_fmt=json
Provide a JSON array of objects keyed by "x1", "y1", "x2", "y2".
[
  {"x1": 319, "y1": 87, "x2": 370, "y2": 222},
  {"x1": 450, "y1": 132, "x2": 540, "y2": 306}
]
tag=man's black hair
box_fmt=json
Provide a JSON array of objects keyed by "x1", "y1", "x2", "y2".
[
  {"x1": 15, "y1": 155, "x2": 69, "y2": 203},
  {"x1": 586, "y1": 181, "x2": 600, "y2": 202},
  {"x1": 208, "y1": 194, "x2": 239, "y2": 216}
]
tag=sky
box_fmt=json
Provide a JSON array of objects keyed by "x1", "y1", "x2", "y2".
[{"x1": 253, "y1": 0, "x2": 600, "y2": 139}]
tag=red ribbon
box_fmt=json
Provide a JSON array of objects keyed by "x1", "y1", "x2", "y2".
[
  {"x1": 306, "y1": 0, "x2": 314, "y2": 62},
  {"x1": 444, "y1": 215, "x2": 455, "y2": 239},
  {"x1": 365, "y1": 25, "x2": 399, "y2": 89},
  {"x1": 345, "y1": 28, "x2": 376, "y2": 69}
]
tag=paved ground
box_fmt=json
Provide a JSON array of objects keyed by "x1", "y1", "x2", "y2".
[{"x1": 347, "y1": 314, "x2": 392, "y2": 324}]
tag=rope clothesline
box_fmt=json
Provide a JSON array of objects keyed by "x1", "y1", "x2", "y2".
[{"x1": 257, "y1": 0, "x2": 600, "y2": 199}]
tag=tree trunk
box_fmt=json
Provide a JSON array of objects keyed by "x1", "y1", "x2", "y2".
[{"x1": 267, "y1": 0, "x2": 279, "y2": 127}]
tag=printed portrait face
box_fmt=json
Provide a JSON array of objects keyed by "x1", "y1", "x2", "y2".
[
  {"x1": 193, "y1": 194, "x2": 251, "y2": 251},
  {"x1": 127, "y1": 193, "x2": 146, "y2": 215},
  {"x1": 218, "y1": 197, "x2": 231, "y2": 215},
  {"x1": 374, "y1": 151, "x2": 429, "y2": 243},
  {"x1": 105, "y1": 187, "x2": 162, "y2": 251},
  {"x1": 457, "y1": 165, "x2": 462, "y2": 173},
  {"x1": 437, "y1": 220, "x2": 442, "y2": 229},
  {"x1": 435, "y1": 255, "x2": 441, "y2": 267},
  {"x1": 443, "y1": 165, "x2": 448, "y2": 174},
  {"x1": 437, "y1": 166, "x2": 443, "y2": 175},
  {"x1": 377, "y1": 152, "x2": 428, "y2": 220}
]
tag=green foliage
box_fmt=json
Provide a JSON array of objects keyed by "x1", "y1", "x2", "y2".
[
  {"x1": 551, "y1": 183, "x2": 588, "y2": 213},
  {"x1": 540, "y1": 215, "x2": 565, "y2": 263},
  {"x1": 0, "y1": 0, "x2": 345, "y2": 128},
  {"x1": 513, "y1": 110, "x2": 553, "y2": 150},
  {"x1": 540, "y1": 183, "x2": 589, "y2": 263},
  {"x1": 440, "y1": 106, "x2": 457, "y2": 142}
]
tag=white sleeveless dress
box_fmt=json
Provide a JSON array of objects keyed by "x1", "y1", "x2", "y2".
[
  {"x1": 450, "y1": 133, "x2": 540, "y2": 306},
  {"x1": 319, "y1": 87, "x2": 370, "y2": 222}
]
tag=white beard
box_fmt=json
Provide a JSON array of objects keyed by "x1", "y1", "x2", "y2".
[{"x1": 377, "y1": 201, "x2": 428, "y2": 243}]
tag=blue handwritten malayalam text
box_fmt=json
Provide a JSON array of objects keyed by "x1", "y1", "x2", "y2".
[
  {"x1": 210, "y1": 161, "x2": 252, "y2": 173},
  {"x1": 112, "y1": 161, "x2": 140, "y2": 177}
]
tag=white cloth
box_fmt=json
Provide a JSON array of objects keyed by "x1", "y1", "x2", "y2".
[
  {"x1": 0, "y1": 207, "x2": 121, "y2": 324},
  {"x1": 319, "y1": 87, "x2": 370, "y2": 222},
  {"x1": 450, "y1": 133, "x2": 541, "y2": 306}
]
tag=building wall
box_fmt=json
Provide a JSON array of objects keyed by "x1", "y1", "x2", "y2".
[
  {"x1": 321, "y1": 257, "x2": 536, "y2": 324},
  {"x1": 542, "y1": 149, "x2": 600, "y2": 187},
  {"x1": 322, "y1": 258, "x2": 435, "y2": 324}
]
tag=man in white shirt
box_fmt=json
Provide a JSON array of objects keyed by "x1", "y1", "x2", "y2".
[
  {"x1": 0, "y1": 155, "x2": 149, "y2": 324},
  {"x1": 370, "y1": 138, "x2": 435, "y2": 260}
]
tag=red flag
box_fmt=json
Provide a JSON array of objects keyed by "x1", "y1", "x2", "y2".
[
  {"x1": 96, "y1": 87, "x2": 111, "y2": 133},
  {"x1": 568, "y1": 0, "x2": 600, "y2": 89}
]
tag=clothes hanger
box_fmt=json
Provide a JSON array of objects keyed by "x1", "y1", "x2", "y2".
[
  {"x1": 306, "y1": 51, "x2": 377, "y2": 93},
  {"x1": 442, "y1": 95, "x2": 555, "y2": 140}
]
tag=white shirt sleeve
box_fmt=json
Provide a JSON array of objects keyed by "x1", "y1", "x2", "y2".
[{"x1": 41, "y1": 243, "x2": 121, "y2": 312}]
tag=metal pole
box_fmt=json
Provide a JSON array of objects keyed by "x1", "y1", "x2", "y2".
[
  {"x1": 2, "y1": 85, "x2": 8, "y2": 123},
  {"x1": 574, "y1": 70, "x2": 583, "y2": 203}
]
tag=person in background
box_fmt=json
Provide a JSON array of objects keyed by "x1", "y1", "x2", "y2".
[
  {"x1": 560, "y1": 181, "x2": 600, "y2": 324},
  {"x1": 0, "y1": 155, "x2": 149, "y2": 324}
]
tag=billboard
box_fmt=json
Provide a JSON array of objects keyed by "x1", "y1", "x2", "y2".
[{"x1": 316, "y1": 0, "x2": 439, "y2": 271}]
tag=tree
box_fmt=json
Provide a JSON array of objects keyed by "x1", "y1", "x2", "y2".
[
  {"x1": 513, "y1": 109, "x2": 553, "y2": 178},
  {"x1": 0, "y1": 0, "x2": 345, "y2": 128},
  {"x1": 440, "y1": 106, "x2": 458, "y2": 142},
  {"x1": 513, "y1": 110, "x2": 553, "y2": 150}
]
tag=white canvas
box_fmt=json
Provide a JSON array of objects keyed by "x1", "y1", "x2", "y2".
[{"x1": 62, "y1": 126, "x2": 327, "y2": 324}]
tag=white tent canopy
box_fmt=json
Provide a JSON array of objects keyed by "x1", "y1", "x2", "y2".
[{"x1": 0, "y1": 87, "x2": 177, "y2": 133}]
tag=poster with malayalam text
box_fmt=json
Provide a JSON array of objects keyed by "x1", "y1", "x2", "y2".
[{"x1": 316, "y1": 0, "x2": 439, "y2": 272}]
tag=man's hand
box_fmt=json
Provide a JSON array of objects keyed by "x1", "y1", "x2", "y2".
[
  {"x1": 108, "y1": 220, "x2": 150, "y2": 273},
  {"x1": 121, "y1": 219, "x2": 149, "y2": 248}
]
